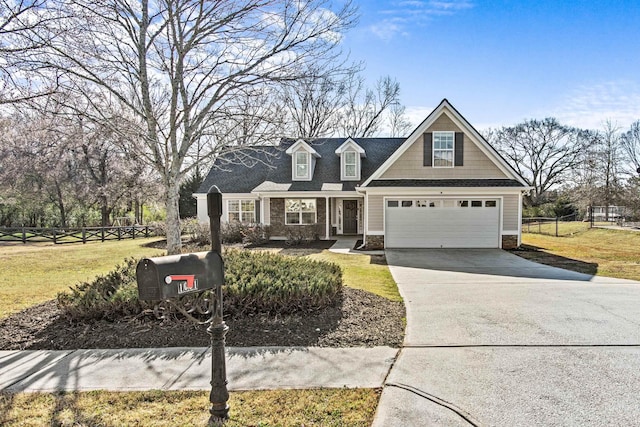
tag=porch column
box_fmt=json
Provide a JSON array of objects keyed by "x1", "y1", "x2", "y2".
[{"x1": 325, "y1": 196, "x2": 330, "y2": 239}]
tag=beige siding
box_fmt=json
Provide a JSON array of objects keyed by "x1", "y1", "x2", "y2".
[
  {"x1": 502, "y1": 194, "x2": 519, "y2": 231},
  {"x1": 380, "y1": 112, "x2": 508, "y2": 180},
  {"x1": 367, "y1": 194, "x2": 384, "y2": 231}
]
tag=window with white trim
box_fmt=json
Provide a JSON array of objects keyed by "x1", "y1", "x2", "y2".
[
  {"x1": 433, "y1": 131, "x2": 454, "y2": 167},
  {"x1": 295, "y1": 151, "x2": 309, "y2": 179},
  {"x1": 343, "y1": 151, "x2": 357, "y2": 178},
  {"x1": 285, "y1": 199, "x2": 316, "y2": 225},
  {"x1": 228, "y1": 200, "x2": 255, "y2": 223}
]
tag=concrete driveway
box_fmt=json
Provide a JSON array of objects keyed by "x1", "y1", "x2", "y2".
[{"x1": 373, "y1": 249, "x2": 640, "y2": 426}]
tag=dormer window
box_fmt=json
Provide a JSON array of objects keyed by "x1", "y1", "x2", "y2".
[
  {"x1": 335, "y1": 138, "x2": 366, "y2": 181},
  {"x1": 343, "y1": 151, "x2": 357, "y2": 178},
  {"x1": 285, "y1": 139, "x2": 321, "y2": 181},
  {"x1": 295, "y1": 151, "x2": 309, "y2": 179}
]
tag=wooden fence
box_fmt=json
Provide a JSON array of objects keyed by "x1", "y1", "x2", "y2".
[{"x1": 0, "y1": 225, "x2": 153, "y2": 244}]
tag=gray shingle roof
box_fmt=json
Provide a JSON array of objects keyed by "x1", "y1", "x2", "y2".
[{"x1": 197, "y1": 138, "x2": 406, "y2": 194}]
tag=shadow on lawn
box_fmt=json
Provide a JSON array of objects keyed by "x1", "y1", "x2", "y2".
[{"x1": 511, "y1": 244, "x2": 598, "y2": 276}]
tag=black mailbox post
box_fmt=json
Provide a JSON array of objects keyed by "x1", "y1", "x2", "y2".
[
  {"x1": 136, "y1": 251, "x2": 224, "y2": 300},
  {"x1": 135, "y1": 185, "x2": 229, "y2": 424}
]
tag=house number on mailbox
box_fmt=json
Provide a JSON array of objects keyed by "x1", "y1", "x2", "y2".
[{"x1": 164, "y1": 274, "x2": 198, "y2": 294}]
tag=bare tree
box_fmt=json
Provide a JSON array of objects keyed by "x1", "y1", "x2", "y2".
[
  {"x1": 14, "y1": 0, "x2": 357, "y2": 253},
  {"x1": 386, "y1": 101, "x2": 411, "y2": 137},
  {"x1": 621, "y1": 120, "x2": 640, "y2": 173},
  {"x1": 337, "y1": 75, "x2": 402, "y2": 137},
  {"x1": 0, "y1": 0, "x2": 62, "y2": 103},
  {"x1": 491, "y1": 118, "x2": 587, "y2": 206},
  {"x1": 0, "y1": 105, "x2": 83, "y2": 227},
  {"x1": 596, "y1": 121, "x2": 625, "y2": 218}
]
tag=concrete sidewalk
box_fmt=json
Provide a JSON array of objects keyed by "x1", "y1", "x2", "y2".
[{"x1": 0, "y1": 346, "x2": 398, "y2": 393}]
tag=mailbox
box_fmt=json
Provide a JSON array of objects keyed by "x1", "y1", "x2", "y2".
[{"x1": 136, "y1": 251, "x2": 224, "y2": 301}]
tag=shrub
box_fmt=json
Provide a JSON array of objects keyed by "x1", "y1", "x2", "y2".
[
  {"x1": 220, "y1": 221, "x2": 244, "y2": 244},
  {"x1": 183, "y1": 218, "x2": 211, "y2": 246},
  {"x1": 223, "y1": 249, "x2": 342, "y2": 315},
  {"x1": 241, "y1": 224, "x2": 271, "y2": 246},
  {"x1": 57, "y1": 258, "x2": 150, "y2": 321},
  {"x1": 285, "y1": 224, "x2": 322, "y2": 245},
  {"x1": 57, "y1": 249, "x2": 342, "y2": 321}
]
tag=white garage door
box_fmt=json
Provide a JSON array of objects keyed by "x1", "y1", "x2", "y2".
[{"x1": 385, "y1": 198, "x2": 500, "y2": 248}]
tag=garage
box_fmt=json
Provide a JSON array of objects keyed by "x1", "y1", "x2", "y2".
[{"x1": 385, "y1": 198, "x2": 500, "y2": 248}]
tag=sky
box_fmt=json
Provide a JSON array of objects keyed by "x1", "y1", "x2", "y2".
[{"x1": 341, "y1": 0, "x2": 640, "y2": 132}]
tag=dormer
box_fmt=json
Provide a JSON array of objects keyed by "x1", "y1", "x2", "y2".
[
  {"x1": 285, "y1": 139, "x2": 321, "y2": 181},
  {"x1": 335, "y1": 138, "x2": 366, "y2": 181}
]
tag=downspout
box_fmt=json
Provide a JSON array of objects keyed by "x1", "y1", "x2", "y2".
[{"x1": 356, "y1": 187, "x2": 367, "y2": 249}]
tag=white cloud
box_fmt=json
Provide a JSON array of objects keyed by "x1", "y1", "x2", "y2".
[
  {"x1": 550, "y1": 80, "x2": 640, "y2": 130},
  {"x1": 369, "y1": 0, "x2": 474, "y2": 41}
]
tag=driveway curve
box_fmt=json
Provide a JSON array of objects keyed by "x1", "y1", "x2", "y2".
[{"x1": 373, "y1": 249, "x2": 640, "y2": 426}]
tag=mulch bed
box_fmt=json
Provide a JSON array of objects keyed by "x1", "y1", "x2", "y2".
[{"x1": 0, "y1": 287, "x2": 404, "y2": 350}]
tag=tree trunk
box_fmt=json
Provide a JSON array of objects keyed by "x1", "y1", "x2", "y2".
[
  {"x1": 55, "y1": 181, "x2": 67, "y2": 228},
  {"x1": 101, "y1": 195, "x2": 109, "y2": 226},
  {"x1": 165, "y1": 180, "x2": 182, "y2": 255}
]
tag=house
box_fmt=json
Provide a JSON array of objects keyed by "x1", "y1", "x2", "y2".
[
  {"x1": 194, "y1": 99, "x2": 529, "y2": 249},
  {"x1": 591, "y1": 206, "x2": 626, "y2": 222}
]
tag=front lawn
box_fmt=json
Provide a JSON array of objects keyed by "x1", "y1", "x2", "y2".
[
  {"x1": 0, "y1": 238, "x2": 164, "y2": 318},
  {"x1": 0, "y1": 388, "x2": 379, "y2": 427},
  {"x1": 308, "y1": 251, "x2": 402, "y2": 302},
  {"x1": 519, "y1": 228, "x2": 640, "y2": 281}
]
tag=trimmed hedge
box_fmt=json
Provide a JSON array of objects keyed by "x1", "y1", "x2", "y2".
[
  {"x1": 223, "y1": 249, "x2": 342, "y2": 315},
  {"x1": 57, "y1": 258, "x2": 147, "y2": 321},
  {"x1": 57, "y1": 250, "x2": 342, "y2": 321}
]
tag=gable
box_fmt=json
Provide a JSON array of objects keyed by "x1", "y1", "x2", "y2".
[
  {"x1": 380, "y1": 112, "x2": 508, "y2": 180},
  {"x1": 363, "y1": 99, "x2": 528, "y2": 187}
]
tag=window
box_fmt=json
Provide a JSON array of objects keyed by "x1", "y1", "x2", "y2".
[
  {"x1": 458, "y1": 200, "x2": 468, "y2": 207},
  {"x1": 485, "y1": 200, "x2": 497, "y2": 207},
  {"x1": 285, "y1": 199, "x2": 316, "y2": 225},
  {"x1": 343, "y1": 151, "x2": 357, "y2": 178},
  {"x1": 401, "y1": 200, "x2": 413, "y2": 207},
  {"x1": 433, "y1": 131, "x2": 454, "y2": 167},
  {"x1": 471, "y1": 200, "x2": 482, "y2": 207},
  {"x1": 228, "y1": 200, "x2": 255, "y2": 223},
  {"x1": 295, "y1": 151, "x2": 309, "y2": 179},
  {"x1": 387, "y1": 200, "x2": 399, "y2": 208}
]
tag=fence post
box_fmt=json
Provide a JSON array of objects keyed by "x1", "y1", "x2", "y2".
[
  {"x1": 101, "y1": 228, "x2": 105, "y2": 242},
  {"x1": 82, "y1": 228, "x2": 86, "y2": 244},
  {"x1": 117, "y1": 227, "x2": 122, "y2": 240},
  {"x1": 22, "y1": 227, "x2": 26, "y2": 243},
  {"x1": 53, "y1": 228, "x2": 57, "y2": 244},
  {"x1": 145, "y1": 225, "x2": 149, "y2": 238}
]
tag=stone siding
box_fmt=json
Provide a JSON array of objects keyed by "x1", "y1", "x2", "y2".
[
  {"x1": 501, "y1": 235, "x2": 518, "y2": 249},
  {"x1": 269, "y1": 197, "x2": 328, "y2": 239},
  {"x1": 365, "y1": 235, "x2": 385, "y2": 250}
]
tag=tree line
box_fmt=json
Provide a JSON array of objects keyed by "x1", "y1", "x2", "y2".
[{"x1": 486, "y1": 118, "x2": 640, "y2": 219}]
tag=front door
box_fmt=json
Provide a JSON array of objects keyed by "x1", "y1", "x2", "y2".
[{"x1": 343, "y1": 200, "x2": 358, "y2": 234}]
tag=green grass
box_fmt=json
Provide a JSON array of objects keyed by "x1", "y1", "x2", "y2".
[
  {"x1": 308, "y1": 251, "x2": 402, "y2": 302},
  {"x1": 0, "y1": 238, "x2": 164, "y2": 318},
  {"x1": 0, "y1": 388, "x2": 380, "y2": 426},
  {"x1": 521, "y1": 227, "x2": 640, "y2": 281}
]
